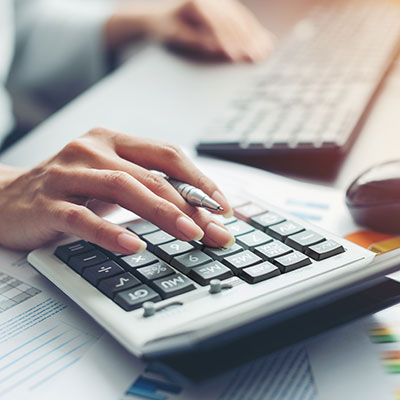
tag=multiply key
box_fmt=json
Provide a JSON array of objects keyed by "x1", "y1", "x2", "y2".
[
  {"x1": 190, "y1": 261, "x2": 233, "y2": 286},
  {"x1": 151, "y1": 274, "x2": 195, "y2": 299},
  {"x1": 121, "y1": 251, "x2": 158, "y2": 269},
  {"x1": 223, "y1": 250, "x2": 262, "y2": 272}
]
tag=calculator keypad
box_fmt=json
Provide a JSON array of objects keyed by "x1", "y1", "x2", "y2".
[{"x1": 55, "y1": 201, "x2": 346, "y2": 311}]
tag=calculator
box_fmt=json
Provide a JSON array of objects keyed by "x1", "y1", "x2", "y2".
[{"x1": 27, "y1": 195, "x2": 400, "y2": 359}]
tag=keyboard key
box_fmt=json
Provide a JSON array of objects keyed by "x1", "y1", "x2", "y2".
[
  {"x1": 127, "y1": 220, "x2": 159, "y2": 236},
  {"x1": 190, "y1": 261, "x2": 233, "y2": 286},
  {"x1": 171, "y1": 250, "x2": 212, "y2": 273},
  {"x1": 121, "y1": 251, "x2": 158, "y2": 269},
  {"x1": 234, "y1": 203, "x2": 267, "y2": 221},
  {"x1": 155, "y1": 241, "x2": 194, "y2": 262},
  {"x1": 307, "y1": 240, "x2": 345, "y2": 261},
  {"x1": 136, "y1": 262, "x2": 174, "y2": 281},
  {"x1": 227, "y1": 221, "x2": 255, "y2": 237},
  {"x1": 142, "y1": 230, "x2": 175, "y2": 247},
  {"x1": 114, "y1": 285, "x2": 161, "y2": 311},
  {"x1": 68, "y1": 250, "x2": 109, "y2": 274},
  {"x1": 203, "y1": 243, "x2": 243, "y2": 261},
  {"x1": 98, "y1": 273, "x2": 140, "y2": 298},
  {"x1": 223, "y1": 250, "x2": 263, "y2": 272},
  {"x1": 190, "y1": 240, "x2": 204, "y2": 250},
  {"x1": 236, "y1": 231, "x2": 273, "y2": 249},
  {"x1": 241, "y1": 262, "x2": 280, "y2": 284},
  {"x1": 267, "y1": 221, "x2": 305, "y2": 241},
  {"x1": 151, "y1": 274, "x2": 195, "y2": 299},
  {"x1": 55, "y1": 240, "x2": 94, "y2": 263},
  {"x1": 274, "y1": 251, "x2": 311, "y2": 273},
  {"x1": 254, "y1": 241, "x2": 293, "y2": 260},
  {"x1": 82, "y1": 260, "x2": 124, "y2": 285},
  {"x1": 286, "y1": 230, "x2": 325, "y2": 252},
  {"x1": 250, "y1": 212, "x2": 286, "y2": 231}
]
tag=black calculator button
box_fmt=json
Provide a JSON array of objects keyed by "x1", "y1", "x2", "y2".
[
  {"x1": 98, "y1": 273, "x2": 140, "y2": 298},
  {"x1": 68, "y1": 250, "x2": 109, "y2": 274},
  {"x1": 114, "y1": 285, "x2": 161, "y2": 311},
  {"x1": 250, "y1": 212, "x2": 286, "y2": 231},
  {"x1": 267, "y1": 221, "x2": 305, "y2": 241},
  {"x1": 254, "y1": 241, "x2": 293, "y2": 260},
  {"x1": 82, "y1": 260, "x2": 124, "y2": 286},
  {"x1": 151, "y1": 274, "x2": 195, "y2": 299},
  {"x1": 127, "y1": 220, "x2": 159, "y2": 236},
  {"x1": 136, "y1": 262, "x2": 175, "y2": 281},
  {"x1": 55, "y1": 240, "x2": 94, "y2": 263},
  {"x1": 307, "y1": 240, "x2": 345, "y2": 261},
  {"x1": 203, "y1": 243, "x2": 243, "y2": 261},
  {"x1": 241, "y1": 262, "x2": 280, "y2": 284},
  {"x1": 155, "y1": 240, "x2": 194, "y2": 262},
  {"x1": 142, "y1": 231, "x2": 175, "y2": 248},
  {"x1": 274, "y1": 251, "x2": 312, "y2": 272},
  {"x1": 121, "y1": 251, "x2": 158, "y2": 269},
  {"x1": 190, "y1": 261, "x2": 233, "y2": 286},
  {"x1": 286, "y1": 230, "x2": 325, "y2": 252},
  {"x1": 236, "y1": 231, "x2": 273, "y2": 249},
  {"x1": 227, "y1": 221, "x2": 255, "y2": 237},
  {"x1": 223, "y1": 250, "x2": 263, "y2": 272},
  {"x1": 171, "y1": 250, "x2": 212, "y2": 273}
]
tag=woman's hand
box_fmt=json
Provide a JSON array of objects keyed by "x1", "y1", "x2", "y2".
[
  {"x1": 106, "y1": 0, "x2": 275, "y2": 62},
  {"x1": 0, "y1": 128, "x2": 234, "y2": 254}
]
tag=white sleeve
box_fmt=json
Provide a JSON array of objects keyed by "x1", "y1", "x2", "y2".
[{"x1": 8, "y1": 0, "x2": 114, "y2": 107}]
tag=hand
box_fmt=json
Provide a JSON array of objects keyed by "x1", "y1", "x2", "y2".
[
  {"x1": 106, "y1": 0, "x2": 275, "y2": 62},
  {"x1": 0, "y1": 128, "x2": 234, "y2": 253}
]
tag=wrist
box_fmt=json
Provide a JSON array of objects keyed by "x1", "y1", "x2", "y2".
[{"x1": 105, "y1": 2, "x2": 172, "y2": 49}]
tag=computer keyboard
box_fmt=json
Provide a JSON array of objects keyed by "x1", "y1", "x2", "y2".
[
  {"x1": 53, "y1": 205, "x2": 346, "y2": 312},
  {"x1": 196, "y1": 0, "x2": 400, "y2": 178}
]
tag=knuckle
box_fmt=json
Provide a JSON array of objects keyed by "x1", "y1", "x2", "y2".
[
  {"x1": 154, "y1": 200, "x2": 177, "y2": 220},
  {"x1": 160, "y1": 143, "x2": 183, "y2": 163},
  {"x1": 144, "y1": 174, "x2": 169, "y2": 195},
  {"x1": 104, "y1": 171, "x2": 132, "y2": 190},
  {"x1": 46, "y1": 165, "x2": 66, "y2": 182},
  {"x1": 86, "y1": 126, "x2": 107, "y2": 137},
  {"x1": 62, "y1": 206, "x2": 86, "y2": 229},
  {"x1": 61, "y1": 138, "x2": 92, "y2": 158}
]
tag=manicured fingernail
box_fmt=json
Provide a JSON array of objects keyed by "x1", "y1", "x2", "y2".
[
  {"x1": 117, "y1": 233, "x2": 146, "y2": 254},
  {"x1": 176, "y1": 216, "x2": 204, "y2": 241},
  {"x1": 206, "y1": 222, "x2": 235, "y2": 248},
  {"x1": 223, "y1": 210, "x2": 234, "y2": 218}
]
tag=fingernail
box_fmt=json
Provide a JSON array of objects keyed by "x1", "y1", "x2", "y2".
[
  {"x1": 206, "y1": 222, "x2": 235, "y2": 248},
  {"x1": 117, "y1": 233, "x2": 147, "y2": 254},
  {"x1": 176, "y1": 216, "x2": 204, "y2": 241},
  {"x1": 223, "y1": 210, "x2": 234, "y2": 218}
]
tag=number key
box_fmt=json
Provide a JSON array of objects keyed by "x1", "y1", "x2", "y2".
[
  {"x1": 171, "y1": 250, "x2": 212, "y2": 273},
  {"x1": 155, "y1": 240, "x2": 194, "y2": 262}
]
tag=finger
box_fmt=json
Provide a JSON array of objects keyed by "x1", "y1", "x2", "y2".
[
  {"x1": 113, "y1": 161, "x2": 235, "y2": 247},
  {"x1": 56, "y1": 168, "x2": 205, "y2": 242},
  {"x1": 53, "y1": 202, "x2": 147, "y2": 254},
  {"x1": 113, "y1": 136, "x2": 233, "y2": 217}
]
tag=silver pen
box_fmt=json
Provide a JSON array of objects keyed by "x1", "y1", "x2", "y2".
[{"x1": 150, "y1": 171, "x2": 223, "y2": 212}]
